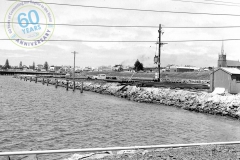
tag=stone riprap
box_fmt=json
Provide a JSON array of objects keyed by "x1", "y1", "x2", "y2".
[
  {"x1": 58, "y1": 79, "x2": 240, "y2": 119},
  {"x1": 63, "y1": 144, "x2": 240, "y2": 160},
  {"x1": 16, "y1": 76, "x2": 240, "y2": 119}
]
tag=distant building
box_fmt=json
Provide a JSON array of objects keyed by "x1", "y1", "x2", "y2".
[
  {"x1": 54, "y1": 66, "x2": 62, "y2": 72},
  {"x1": 49, "y1": 66, "x2": 61, "y2": 72},
  {"x1": 144, "y1": 67, "x2": 157, "y2": 72},
  {"x1": 49, "y1": 66, "x2": 55, "y2": 72},
  {"x1": 62, "y1": 66, "x2": 71, "y2": 72},
  {"x1": 218, "y1": 42, "x2": 240, "y2": 68},
  {"x1": 29, "y1": 65, "x2": 34, "y2": 70},
  {"x1": 22, "y1": 65, "x2": 29, "y2": 71},
  {"x1": 169, "y1": 66, "x2": 199, "y2": 72},
  {"x1": 122, "y1": 66, "x2": 134, "y2": 72},
  {"x1": 98, "y1": 66, "x2": 111, "y2": 71},
  {"x1": 210, "y1": 67, "x2": 240, "y2": 94},
  {"x1": 36, "y1": 64, "x2": 43, "y2": 70},
  {"x1": 112, "y1": 65, "x2": 123, "y2": 71},
  {"x1": 82, "y1": 67, "x2": 92, "y2": 72}
]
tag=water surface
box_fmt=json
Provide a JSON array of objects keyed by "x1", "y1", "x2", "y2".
[{"x1": 1, "y1": 76, "x2": 240, "y2": 158}]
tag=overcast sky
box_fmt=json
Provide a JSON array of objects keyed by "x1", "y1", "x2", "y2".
[{"x1": 1, "y1": 0, "x2": 240, "y2": 68}]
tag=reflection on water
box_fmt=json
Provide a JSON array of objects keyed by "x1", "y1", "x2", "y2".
[{"x1": 1, "y1": 76, "x2": 240, "y2": 158}]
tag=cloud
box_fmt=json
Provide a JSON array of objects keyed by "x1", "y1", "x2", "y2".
[{"x1": 1, "y1": 0, "x2": 240, "y2": 67}]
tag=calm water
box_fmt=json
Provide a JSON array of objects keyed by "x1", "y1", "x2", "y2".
[{"x1": 1, "y1": 76, "x2": 240, "y2": 158}]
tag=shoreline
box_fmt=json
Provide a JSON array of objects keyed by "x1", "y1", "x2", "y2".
[
  {"x1": 14, "y1": 76, "x2": 240, "y2": 120},
  {"x1": 77, "y1": 80, "x2": 240, "y2": 120},
  {"x1": 63, "y1": 144, "x2": 240, "y2": 160},
  {"x1": 9, "y1": 76, "x2": 240, "y2": 159}
]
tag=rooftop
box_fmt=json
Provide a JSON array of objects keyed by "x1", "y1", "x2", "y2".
[
  {"x1": 227, "y1": 60, "x2": 240, "y2": 67},
  {"x1": 211, "y1": 67, "x2": 240, "y2": 75}
]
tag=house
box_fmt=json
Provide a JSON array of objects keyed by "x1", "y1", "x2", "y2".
[
  {"x1": 98, "y1": 66, "x2": 111, "y2": 71},
  {"x1": 29, "y1": 65, "x2": 35, "y2": 70},
  {"x1": 54, "y1": 66, "x2": 62, "y2": 72},
  {"x1": 210, "y1": 67, "x2": 240, "y2": 94},
  {"x1": 112, "y1": 65, "x2": 123, "y2": 71},
  {"x1": 36, "y1": 64, "x2": 43, "y2": 70},
  {"x1": 83, "y1": 67, "x2": 92, "y2": 72},
  {"x1": 22, "y1": 65, "x2": 29, "y2": 71},
  {"x1": 49, "y1": 66, "x2": 55, "y2": 72},
  {"x1": 144, "y1": 67, "x2": 157, "y2": 72},
  {"x1": 62, "y1": 66, "x2": 71, "y2": 72}
]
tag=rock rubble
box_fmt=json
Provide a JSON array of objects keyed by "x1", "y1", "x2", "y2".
[{"x1": 60, "y1": 80, "x2": 240, "y2": 119}]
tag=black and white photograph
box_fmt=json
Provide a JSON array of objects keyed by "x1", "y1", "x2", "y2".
[{"x1": 1, "y1": 0, "x2": 240, "y2": 159}]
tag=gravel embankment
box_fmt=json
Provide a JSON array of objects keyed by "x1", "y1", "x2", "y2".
[{"x1": 63, "y1": 144, "x2": 240, "y2": 160}]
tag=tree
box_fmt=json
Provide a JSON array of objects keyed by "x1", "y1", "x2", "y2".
[
  {"x1": 33, "y1": 62, "x2": 35, "y2": 70},
  {"x1": 3, "y1": 59, "x2": 10, "y2": 69},
  {"x1": 19, "y1": 61, "x2": 22, "y2": 68},
  {"x1": 44, "y1": 61, "x2": 49, "y2": 71},
  {"x1": 133, "y1": 59, "x2": 143, "y2": 71}
]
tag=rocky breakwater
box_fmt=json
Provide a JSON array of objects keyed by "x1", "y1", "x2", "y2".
[
  {"x1": 17, "y1": 75, "x2": 240, "y2": 120},
  {"x1": 67, "y1": 80, "x2": 240, "y2": 119}
]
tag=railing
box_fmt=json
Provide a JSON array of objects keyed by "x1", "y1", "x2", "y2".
[{"x1": 1, "y1": 141, "x2": 240, "y2": 156}]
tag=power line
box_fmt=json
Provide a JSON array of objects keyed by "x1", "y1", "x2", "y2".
[
  {"x1": 0, "y1": 39, "x2": 157, "y2": 42},
  {"x1": 2, "y1": 22, "x2": 240, "y2": 29},
  {"x1": 163, "y1": 26, "x2": 240, "y2": 28},
  {"x1": 203, "y1": 0, "x2": 240, "y2": 5},
  {"x1": 0, "y1": 22, "x2": 158, "y2": 28},
  {"x1": 171, "y1": 0, "x2": 240, "y2": 7},
  {"x1": 1, "y1": 38, "x2": 240, "y2": 43},
  {"x1": 6, "y1": 0, "x2": 240, "y2": 17}
]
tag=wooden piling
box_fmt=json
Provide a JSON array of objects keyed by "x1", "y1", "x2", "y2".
[
  {"x1": 30, "y1": 77, "x2": 32, "y2": 82},
  {"x1": 66, "y1": 80, "x2": 69, "y2": 91},
  {"x1": 42, "y1": 78, "x2": 44, "y2": 85},
  {"x1": 47, "y1": 79, "x2": 49, "y2": 86},
  {"x1": 73, "y1": 81, "x2": 75, "y2": 91},
  {"x1": 72, "y1": 81, "x2": 75, "y2": 92},
  {"x1": 80, "y1": 81, "x2": 83, "y2": 93},
  {"x1": 35, "y1": 77, "x2": 37, "y2": 83},
  {"x1": 55, "y1": 79, "x2": 58, "y2": 88}
]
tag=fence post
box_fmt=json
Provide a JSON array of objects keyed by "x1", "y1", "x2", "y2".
[
  {"x1": 55, "y1": 79, "x2": 58, "y2": 88},
  {"x1": 42, "y1": 78, "x2": 44, "y2": 85},
  {"x1": 47, "y1": 79, "x2": 49, "y2": 86},
  {"x1": 80, "y1": 81, "x2": 83, "y2": 93},
  {"x1": 35, "y1": 77, "x2": 37, "y2": 83},
  {"x1": 66, "y1": 80, "x2": 69, "y2": 91},
  {"x1": 73, "y1": 80, "x2": 75, "y2": 92}
]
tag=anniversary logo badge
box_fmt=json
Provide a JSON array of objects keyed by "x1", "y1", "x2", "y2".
[{"x1": 4, "y1": 0, "x2": 55, "y2": 48}]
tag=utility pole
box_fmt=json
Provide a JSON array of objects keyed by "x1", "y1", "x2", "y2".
[
  {"x1": 158, "y1": 24, "x2": 162, "y2": 82},
  {"x1": 71, "y1": 51, "x2": 78, "y2": 91},
  {"x1": 157, "y1": 24, "x2": 167, "y2": 82}
]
